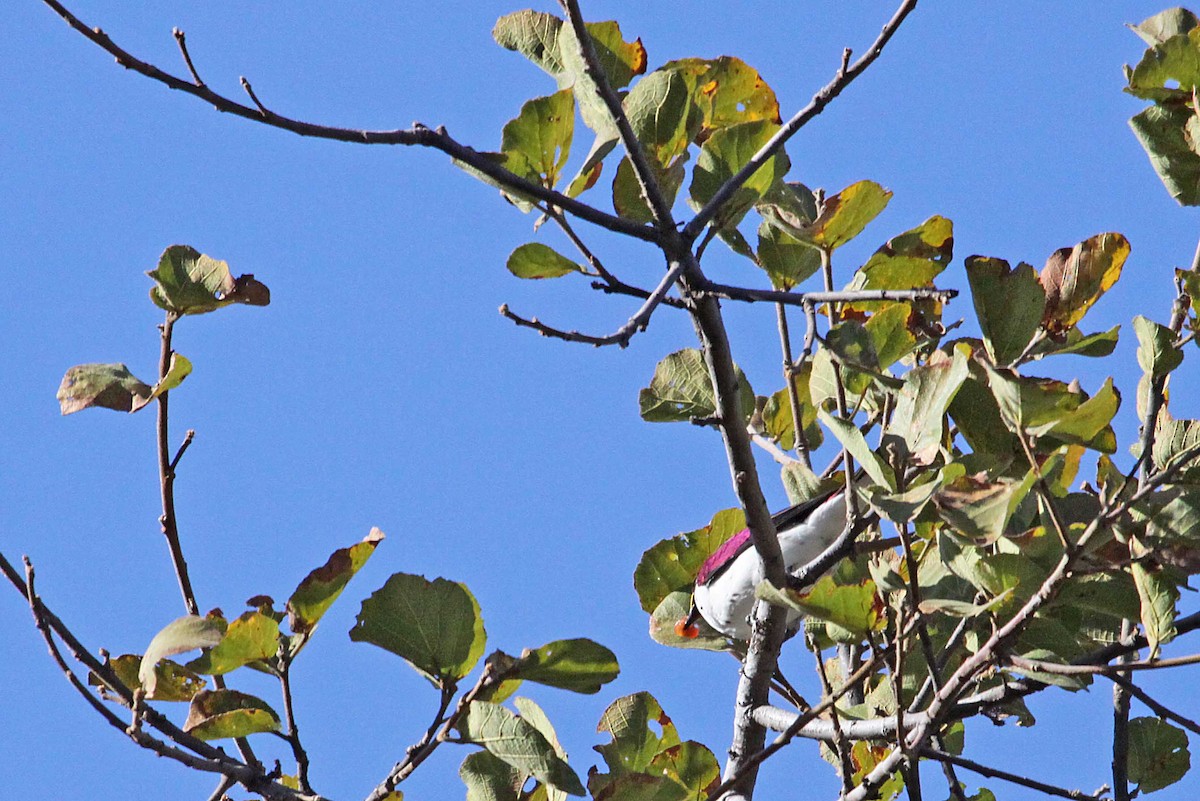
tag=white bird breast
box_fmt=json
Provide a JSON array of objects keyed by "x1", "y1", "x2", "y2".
[{"x1": 693, "y1": 490, "x2": 848, "y2": 640}]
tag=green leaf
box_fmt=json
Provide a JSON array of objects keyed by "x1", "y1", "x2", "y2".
[
  {"x1": 91, "y1": 654, "x2": 206, "y2": 702},
  {"x1": 1135, "y1": 315, "x2": 1185, "y2": 378},
  {"x1": 965, "y1": 257, "x2": 1046, "y2": 365},
  {"x1": 648, "y1": 591, "x2": 727, "y2": 651},
  {"x1": 1127, "y1": 27, "x2": 1200, "y2": 101},
  {"x1": 492, "y1": 10, "x2": 568, "y2": 77},
  {"x1": 557, "y1": 20, "x2": 647, "y2": 137},
  {"x1": 513, "y1": 638, "x2": 619, "y2": 694},
  {"x1": 756, "y1": 220, "x2": 821, "y2": 290},
  {"x1": 648, "y1": 741, "x2": 720, "y2": 801},
  {"x1": 501, "y1": 89, "x2": 575, "y2": 192},
  {"x1": 756, "y1": 181, "x2": 818, "y2": 237},
  {"x1": 591, "y1": 774, "x2": 688, "y2": 801},
  {"x1": 1128, "y1": 717, "x2": 1191, "y2": 793},
  {"x1": 855, "y1": 215, "x2": 953, "y2": 290},
  {"x1": 148, "y1": 245, "x2": 269, "y2": 315},
  {"x1": 612, "y1": 154, "x2": 687, "y2": 224},
  {"x1": 866, "y1": 303, "x2": 919, "y2": 369},
  {"x1": 1130, "y1": 8, "x2": 1200, "y2": 46},
  {"x1": 757, "y1": 575, "x2": 881, "y2": 639},
  {"x1": 1033, "y1": 325, "x2": 1121, "y2": 359},
  {"x1": 349, "y1": 572, "x2": 486, "y2": 688},
  {"x1": 662, "y1": 56, "x2": 781, "y2": 138},
  {"x1": 634, "y1": 508, "x2": 745, "y2": 613},
  {"x1": 595, "y1": 692, "x2": 681, "y2": 775},
  {"x1": 1129, "y1": 103, "x2": 1200, "y2": 205},
  {"x1": 460, "y1": 750, "x2": 521, "y2": 801},
  {"x1": 688, "y1": 119, "x2": 790, "y2": 230},
  {"x1": 638, "y1": 348, "x2": 754, "y2": 424},
  {"x1": 186, "y1": 611, "x2": 280, "y2": 675},
  {"x1": 761, "y1": 363, "x2": 821, "y2": 452},
  {"x1": 1132, "y1": 561, "x2": 1179, "y2": 659},
  {"x1": 183, "y1": 689, "x2": 281, "y2": 740},
  {"x1": 286, "y1": 527, "x2": 384, "y2": 637},
  {"x1": 796, "y1": 180, "x2": 893, "y2": 252},
  {"x1": 817, "y1": 409, "x2": 895, "y2": 490},
  {"x1": 865, "y1": 476, "x2": 942, "y2": 524},
  {"x1": 1152, "y1": 410, "x2": 1200, "y2": 480},
  {"x1": 1038, "y1": 233, "x2": 1129, "y2": 333},
  {"x1": 622, "y1": 67, "x2": 700, "y2": 165},
  {"x1": 889, "y1": 347, "x2": 969, "y2": 464},
  {"x1": 825, "y1": 320, "x2": 880, "y2": 373},
  {"x1": 459, "y1": 701, "x2": 585, "y2": 796},
  {"x1": 506, "y1": 243, "x2": 584, "y2": 280},
  {"x1": 57, "y1": 363, "x2": 152, "y2": 415},
  {"x1": 139, "y1": 614, "x2": 225, "y2": 697},
  {"x1": 934, "y1": 475, "x2": 1028, "y2": 545}
]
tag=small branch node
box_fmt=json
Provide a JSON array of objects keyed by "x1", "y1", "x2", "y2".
[{"x1": 239, "y1": 77, "x2": 269, "y2": 116}]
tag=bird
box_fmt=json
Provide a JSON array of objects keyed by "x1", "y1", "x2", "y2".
[{"x1": 675, "y1": 485, "x2": 850, "y2": 641}]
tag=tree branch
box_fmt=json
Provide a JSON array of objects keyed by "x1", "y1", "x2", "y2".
[
  {"x1": 921, "y1": 747, "x2": 1107, "y2": 801},
  {"x1": 36, "y1": 0, "x2": 660, "y2": 244},
  {"x1": 698, "y1": 282, "x2": 955, "y2": 308},
  {"x1": 500, "y1": 261, "x2": 686, "y2": 348},
  {"x1": 682, "y1": 0, "x2": 919, "y2": 240}
]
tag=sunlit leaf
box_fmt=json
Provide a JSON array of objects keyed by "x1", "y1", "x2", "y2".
[
  {"x1": 934, "y1": 474, "x2": 1028, "y2": 545},
  {"x1": 638, "y1": 349, "x2": 754, "y2": 424},
  {"x1": 186, "y1": 611, "x2": 280, "y2": 675},
  {"x1": 501, "y1": 89, "x2": 575, "y2": 191},
  {"x1": 634, "y1": 508, "x2": 745, "y2": 613},
  {"x1": 817, "y1": 409, "x2": 895, "y2": 490},
  {"x1": 888, "y1": 347, "x2": 969, "y2": 464},
  {"x1": 459, "y1": 701, "x2": 585, "y2": 796},
  {"x1": 287, "y1": 528, "x2": 384, "y2": 636},
  {"x1": 663, "y1": 56, "x2": 781, "y2": 139},
  {"x1": 612, "y1": 155, "x2": 687, "y2": 224},
  {"x1": 349, "y1": 572, "x2": 486, "y2": 688},
  {"x1": 757, "y1": 220, "x2": 821, "y2": 290},
  {"x1": 91, "y1": 654, "x2": 205, "y2": 702},
  {"x1": 795, "y1": 180, "x2": 893, "y2": 252},
  {"x1": 649, "y1": 740, "x2": 720, "y2": 801},
  {"x1": 1128, "y1": 717, "x2": 1191, "y2": 793},
  {"x1": 855, "y1": 215, "x2": 953, "y2": 289},
  {"x1": 57, "y1": 363, "x2": 152, "y2": 415},
  {"x1": 757, "y1": 575, "x2": 882, "y2": 639},
  {"x1": 1135, "y1": 315, "x2": 1184, "y2": 378},
  {"x1": 139, "y1": 614, "x2": 225, "y2": 697},
  {"x1": 1126, "y1": 27, "x2": 1200, "y2": 101},
  {"x1": 762, "y1": 364, "x2": 821, "y2": 452},
  {"x1": 591, "y1": 773, "x2": 688, "y2": 801},
  {"x1": 1039, "y1": 233, "x2": 1129, "y2": 333},
  {"x1": 1032, "y1": 325, "x2": 1121, "y2": 360},
  {"x1": 183, "y1": 689, "x2": 280, "y2": 740},
  {"x1": 622, "y1": 67, "x2": 700, "y2": 165},
  {"x1": 595, "y1": 692, "x2": 681, "y2": 775},
  {"x1": 688, "y1": 119, "x2": 789, "y2": 230},
  {"x1": 148, "y1": 245, "x2": 268, "y2": 314},
  {"x1": 965, "y1": 257, "x2": 1046, "y2": 365},
  {"x1": 513, "y1": 638, "x2": 618, "y2": 694},
  {"x1": 507, "y1": 243, "x2": 584, "y2": 280},
  {"x1": 866, "y1": 303, "x2": 919, "y2": 369}
]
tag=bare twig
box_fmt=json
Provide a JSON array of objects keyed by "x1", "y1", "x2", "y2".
[
  {"x1": 206, "y1": 776, "x2": 236, "y2": 801},
  {"x1": 683, "y1": 0, "x2": 920, "y2": 240},
  {"x1": 921, "y1": 747, "x2": 1107, "y2": 801},
  {"x1": 1109, "y1": 673, "x2": 1200, "y2": 736},
  {"x1": 279, "y1": 666, "x2": 313, "y2": 794},
  {"x1": 775, "y1": 303, "x2": 812, "y2": 468},
  {"x1": 807, "y1": 635, "x2": 855, "y2": 793},
  {"x1": 169, "y1": 429, "x2": 196, "y2": 473},
  {"x1": 699, "y1": 282, "x2": 955, "y2": 308},
  {"x1": 156, "y1": 312, "x2": 199, "y2": 617},
  {"x1": 171, "y1": 28, "x2": 205, "y2": 87},
  {"x1": 1113, "y1": 620, "x2": 1135, "y2": 801},
  {"x1": 35, "y1": 0, "x2": 659, "y2": 244}
]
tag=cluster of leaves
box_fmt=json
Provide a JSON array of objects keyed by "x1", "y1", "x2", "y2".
[{"x1": 632, "y1": 193, "x2": 1200, "y2": 794}]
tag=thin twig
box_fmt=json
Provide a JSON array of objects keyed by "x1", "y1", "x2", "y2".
[
  {"x1": 156, "y1": 312, "x2": 199, "y2": 617},
  {"x1": 278, "y1": 665, "x2": 313, "y2": 793},
  {"x1": 36, "y1": 0, "x2": 660, "y2": 244},
  {"x1": 206, "y1": 776, "x2": 236, "y2": 801},
  {"x1": 921, "y1": 747, "x2": 1106, "y2": 801},
  {"x1": 776, "y1": 303, "x2": 812, "y2": 468},
  {"x1": 169, "y1": 429, "x2": 196, "y2": 473},
  {"x1": 700, "y1": 282, "x2": 955, "y2": 308},
  {"x1": 683, "y1": 0, "x2": 920, "y2": 239},
  {"x1": 807, "y1": 635, "x2": 855, "y2": 793},
  {"x1": 1011, "y1": 652, "x2": 1200, "y2": 675},
  {"x1": 171, "y1": 28, "x2": 205, "y2": 87},
  {"x1": 1109, "y1": 673, "x2": 1200, "y2": 736},
  {"x1": 500, "y1": 261, "x2": 684, "y2": 348}
]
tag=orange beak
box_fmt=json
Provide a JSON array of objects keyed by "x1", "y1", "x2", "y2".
[{"x1": 674, "y1": 602, "x2": 702, "y2": 639}]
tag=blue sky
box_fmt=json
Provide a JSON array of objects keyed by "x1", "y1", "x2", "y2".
[{"x1": 4, "y1": 2, "x2": 1200, "y2": 799}]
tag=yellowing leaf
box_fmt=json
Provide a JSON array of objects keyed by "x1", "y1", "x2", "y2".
[
  {"x1": 501, "y1": 89, "x2": 575, "y2": 191},
  {"x1": 506, "y1": 243, "x2": 584, "y2": 279},
  {"x1": 798, "y1": 180, "x2": 892, "y2": 252},
  {"x1": 1039, "y1": 233, "x2": 1129, "y2": 333}
]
